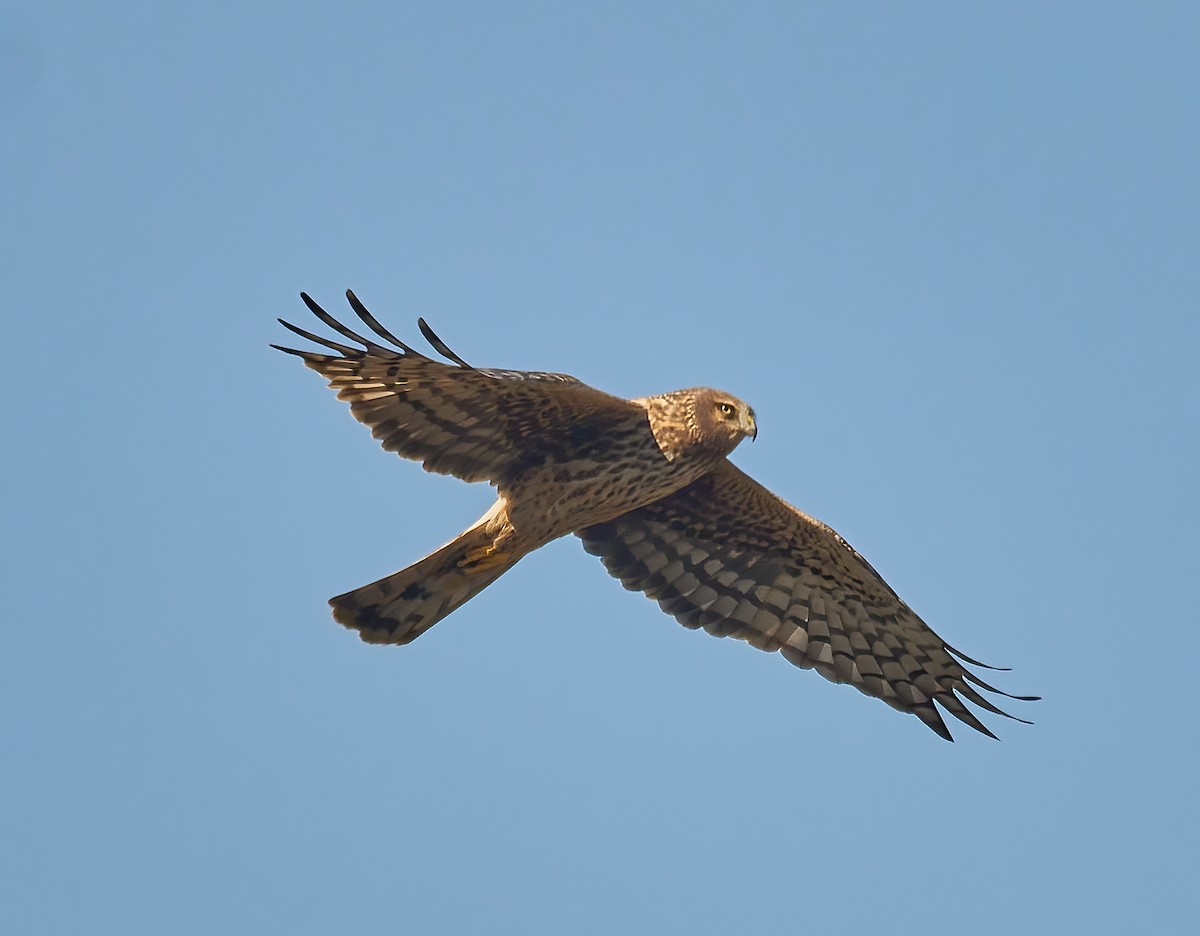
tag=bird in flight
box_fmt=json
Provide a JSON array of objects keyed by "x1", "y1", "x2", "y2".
[{"x1": 274, "y1": 291, "x2": 1037, "y2": 740}]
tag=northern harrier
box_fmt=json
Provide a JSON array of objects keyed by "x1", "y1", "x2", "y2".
[{"x1": 274, "y1": 291, "x2": 1037, "y2": 740}]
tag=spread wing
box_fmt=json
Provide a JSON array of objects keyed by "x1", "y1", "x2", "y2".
[
  {"x1": 578, "y1": 461, "x2": 1038, "y2": 740},
  {"x1": 273, "y1": 291, "x2": 640, "y2": 484}
]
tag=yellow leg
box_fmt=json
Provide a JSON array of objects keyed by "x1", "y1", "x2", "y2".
[{"x1": 456, "y1": 543, "x2": 509, "y2": 573}]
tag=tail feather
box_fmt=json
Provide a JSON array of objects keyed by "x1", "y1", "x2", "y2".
[{"x1": 330, "y1": 506, "x2": 523, "y2": 645}]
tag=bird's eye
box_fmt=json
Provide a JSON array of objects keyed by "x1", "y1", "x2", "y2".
[{"x1": 718, "y1": 402, "x2": 735, "y2": 417}]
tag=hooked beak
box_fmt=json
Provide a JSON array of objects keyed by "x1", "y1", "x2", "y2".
[{"x1": 742, "y1": 412, "x2": 758, "y2": 442}]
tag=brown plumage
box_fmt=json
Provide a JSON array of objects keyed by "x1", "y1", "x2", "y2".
[{"x1": 274, "y1": 290, "x2": 1037, "y2": 740}]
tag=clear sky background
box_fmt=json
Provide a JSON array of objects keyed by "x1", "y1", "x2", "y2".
[{"x1": 4, "y1": 2, "x2": 1197, "y2": 933}]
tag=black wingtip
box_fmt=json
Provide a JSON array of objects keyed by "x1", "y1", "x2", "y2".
[
  {"x1": 270, "y1": 342, "x2": 331, "y2": 362},
  {"x1": 342, "y1": 290, "x2": 420, "y2": 355},
  {"x1": 971, "y1": 721, "x2": 1000, "y2": 741},
  {"x1": 963, "y1": 672, "x2": 1042, "y2": 703},
  {"x1": 944, "y1": 643, "x2": 1012, "y2": 672},
  {"x1": 344, "y1": 289, "x2": 369, "y2": 317},
  {"x1": 295, "y1": 292, "x2": 393, "y2": 354},
  {"x1": 276, "y1": 317, "x2": 363, "y2": 356},
  {"x1": 417, "y1": 317, "x2": 473, "y2": 368}
]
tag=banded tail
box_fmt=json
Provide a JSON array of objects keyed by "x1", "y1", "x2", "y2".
[{"x1": 330, "y1": 501, "x2": 525, "y2": 644}]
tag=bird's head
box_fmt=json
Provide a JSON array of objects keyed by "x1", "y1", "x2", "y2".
[
  {"x1": 641, "y1": 387, "x2": 758, "y2": 462},
  {"x1": 694, "y1": 388, "x2": 757, "y2": 449}
]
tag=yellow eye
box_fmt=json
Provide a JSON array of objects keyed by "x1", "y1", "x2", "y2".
[{"x1": 718, "y1": 402, "x2": 735, "y2": 417}]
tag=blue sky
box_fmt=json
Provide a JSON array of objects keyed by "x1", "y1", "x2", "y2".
[{"x1": 4, "y1": 2, "x2": 1197, "y2": 933}]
